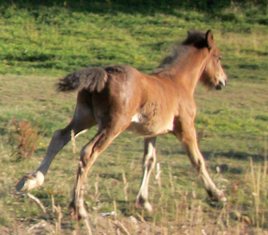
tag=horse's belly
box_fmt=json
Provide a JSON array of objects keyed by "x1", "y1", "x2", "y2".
[{"x1": 128, "y1": 113, "x2": 174, "y2": 136}]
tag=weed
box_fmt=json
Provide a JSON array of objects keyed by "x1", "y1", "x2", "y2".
[{"x1": 7, "y1": 119, "x2": 39, "y2": 160}]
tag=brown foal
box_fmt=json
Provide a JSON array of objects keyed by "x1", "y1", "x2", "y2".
[{"x1": 16, "y1": 30, "x2": 228, "y2": 219}]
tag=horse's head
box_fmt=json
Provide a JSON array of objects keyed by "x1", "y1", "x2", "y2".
[{"x1": 200, "y1": 30, "x2": 227, "y2": 90}]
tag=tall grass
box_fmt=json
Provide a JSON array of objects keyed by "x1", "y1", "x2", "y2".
[{"x1": 249, "y1": 145, "x2": 267, "y2": 228}]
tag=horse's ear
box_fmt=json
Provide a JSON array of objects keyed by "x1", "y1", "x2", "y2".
[{"x1": 206, "y1": 30, "x2": 214, "y2": 49}]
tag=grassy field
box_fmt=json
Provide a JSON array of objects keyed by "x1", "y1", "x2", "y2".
[{"x1": 0, "y1": 2, "x2": 268, "y2": 234}]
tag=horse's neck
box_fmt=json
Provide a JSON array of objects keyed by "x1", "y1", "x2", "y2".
[{"x1": 172, "y1": 49, "x2": 207, "y2": 95}]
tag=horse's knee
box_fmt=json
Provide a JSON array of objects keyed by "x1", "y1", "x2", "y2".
[
  {"x1": 79, "y1": 146, "x2": 93, "y2": 166},
  {"x1": 54, "y1": 120, "x2": 88, "y2": 142},
  {"x1": 79, "y1": 135, "x2": 103, "y2": 166}
]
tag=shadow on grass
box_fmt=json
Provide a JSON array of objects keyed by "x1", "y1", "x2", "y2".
[
  {"x1": 204, "y1": 150, "x2": 266, "y2": 162},
  {"x1": 1, "y1": 0, "x2": 266, "y2": 17},
  {"x1": 115, "y1": 200, "x2": 133, "y2": 217},
  {"x1": 0, "y1": 0, "x2": 231, "y2": 13},
  {"x1": 160, "y1": 148, "x2": 266, "y2": 162}
]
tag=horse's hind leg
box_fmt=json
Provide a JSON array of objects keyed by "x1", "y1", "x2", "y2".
[
  {"x1": 16, "y1": 91, "x2": 95, "y2": 192},
  {"x1": 69, "y1": 122, "x2": 127, "y2": 220},
  {"x1": 136, "y1": 137, "x2": 156, "y2": 212}
]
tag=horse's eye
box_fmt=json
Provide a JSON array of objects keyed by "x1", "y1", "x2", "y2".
[{"x1": 216, "y1": 56, "x2": 222, "y2": 63}]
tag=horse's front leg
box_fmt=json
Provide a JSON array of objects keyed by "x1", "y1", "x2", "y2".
[
  {"x1": 175, "y1": 122, "x2": 226, "y2": 202},
  {"x1": 136, "y1": 137, "x2": 156, "y2": 212}
]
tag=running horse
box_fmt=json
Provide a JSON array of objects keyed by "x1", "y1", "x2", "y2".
[{"x1": 16, "y1": 30, "x2": 228, "y2": 219}]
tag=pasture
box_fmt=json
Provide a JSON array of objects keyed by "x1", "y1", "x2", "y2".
[{"x1": 0, "y1": 2, "x2": 267, "y2": 234}]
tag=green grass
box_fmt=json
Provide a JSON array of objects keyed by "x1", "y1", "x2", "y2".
[
  {"x1": 0, "y1": 4, "x2": 268, "y2": 78},
  {"x1": 0, "y1": 2, "x2": 267, "y2": 234}
]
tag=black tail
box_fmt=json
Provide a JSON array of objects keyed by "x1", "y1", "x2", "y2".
[{"x1": 57, "y1": 67, "x2": 108, "y2": 92}]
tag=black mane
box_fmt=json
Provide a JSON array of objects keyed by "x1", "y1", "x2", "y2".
[
  {"x1": 155, "y1": 30, "x2": 208, "y2": 73},
  {"x1": 182, "y1": 30, "x2": 207, "y2": 48}
]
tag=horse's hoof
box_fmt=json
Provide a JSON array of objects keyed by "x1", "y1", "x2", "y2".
[
  {"x1": 135, "y1": 198, "x2": 153, "y2": 213},
  {"x1": 143, "y1": 201, "x2": 153, "y2": 212},
  {"x1": 219, "y1": 194, "x2": 227, "y2": 203},
  {"x1": 16, "y1": 171, "x2": 44, "y2": 192},
  {"x1": 207, "y1": 190, "x2": 227, "y2": 208},
  {"x1": 69, "y1": 201, "x2": 88, "y2": 220},
  {"x1": 214, "y1": 191, "x2": 227, "y2": 203},
  {"x1": 69, "y1": 207, "x2": 80, "y2": 220},
  {"x1": 207, "y1": 188, "x2": 227, "y2": 202}
]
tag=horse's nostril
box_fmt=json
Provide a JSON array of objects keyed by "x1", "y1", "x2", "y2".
[
  {"x1": 215, "y1": 79, "x2": 227, "y2": 90},
  {"x1": 215, "y1": 84, "x2": 222, "y2": 90},
  {"x1": 219, "y1": 80, "x2": 225, "y2": 87}
]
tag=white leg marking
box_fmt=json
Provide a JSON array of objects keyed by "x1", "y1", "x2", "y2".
[
  {"x1": 19, "y1": 171, "x2": 45, "y2": 192},
  {"x1": 136, "y1": 138, "x2": 156, "y2": 212}
]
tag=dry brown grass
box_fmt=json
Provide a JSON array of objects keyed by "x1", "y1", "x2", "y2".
[{"x1": 7, "y1": 119, "x2": 39, "y2": 160}]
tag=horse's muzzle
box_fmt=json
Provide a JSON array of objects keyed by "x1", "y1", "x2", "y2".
[{"x1": 215, "y1": 80, "x2": 226, "y2": 90}]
